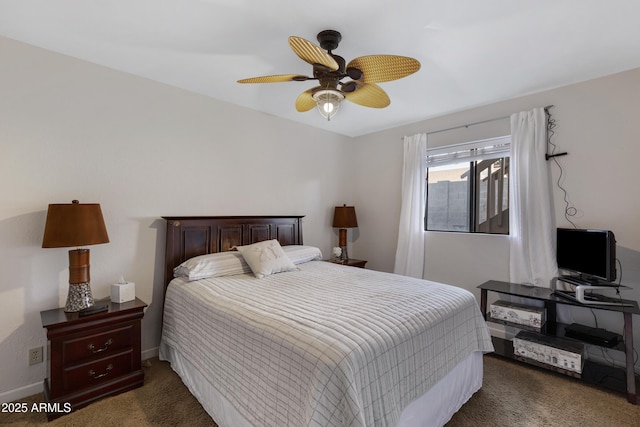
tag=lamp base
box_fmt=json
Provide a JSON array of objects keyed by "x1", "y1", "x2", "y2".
[
  {"x1": 339, "y1": 245, "x2": 349, "y2": 261},
  {"x1": 338, "y1": 228, "x2": 350, "y2": 260},
  {"x1": 65, "y1": 282, "x2": 94, "y2": 312}
]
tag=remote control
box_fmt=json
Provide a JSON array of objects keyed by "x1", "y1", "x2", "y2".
[{"x1": 78, "y1": 304, "x2": 109, "y2": 317}]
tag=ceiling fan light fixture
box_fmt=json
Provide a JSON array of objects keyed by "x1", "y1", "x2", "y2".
[{"x1": 312, "y1": 89, "x2": 344, "y2": 121}]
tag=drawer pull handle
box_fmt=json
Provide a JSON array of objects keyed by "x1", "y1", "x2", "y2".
[
  {"x1": 88, "y1": 338, "x2": 113, "y2": 353},
  {"x1": 88, "y1": 364, "x2": 113, "y2": 379}
]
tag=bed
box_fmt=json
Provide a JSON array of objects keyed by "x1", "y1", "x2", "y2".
[{"x1": 159, "y1": 216, "x2": 494, "y2": 427}]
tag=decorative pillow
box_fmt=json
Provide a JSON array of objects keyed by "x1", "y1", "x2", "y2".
[
  {"x1": 282, "y1": 245, "x2": 323, "y2": 264},
  {"x1": 236, "y1": 240, "x2": 297, "y2": 278},
  {"x1": 173, "y1": 251, "x2": 252, "y2": 281}
]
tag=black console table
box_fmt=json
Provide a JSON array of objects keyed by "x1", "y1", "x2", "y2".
[{"x1": 478, "y1": 280, "x2": 639, "y2": 404}]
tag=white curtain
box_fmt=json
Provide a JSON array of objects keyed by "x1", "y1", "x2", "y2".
[
  {"x1": 509, "y1": 108, "x2": 558, "y2": 287},
  {"x1": 394, "y1": 133, "x2": 427, "y2": 278}
]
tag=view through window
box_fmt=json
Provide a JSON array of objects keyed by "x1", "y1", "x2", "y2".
[{"x1": 426, "y1": 137, "x2": 510, "y2": 234}]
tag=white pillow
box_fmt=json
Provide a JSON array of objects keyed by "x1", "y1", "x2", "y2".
[
  {"x1": 282, "y1": 245, "x2": 323, "y2": 264},
  {"x1": 236, "y1": 239, "x2": 297, "y2": 278},
  {"x1": 173, "y1": 251, "x2": 252, "y2": 281}
]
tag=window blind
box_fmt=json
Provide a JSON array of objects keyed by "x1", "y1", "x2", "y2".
[{"x1": 426, "y1": 135, "x2": 510, "y2": 168}]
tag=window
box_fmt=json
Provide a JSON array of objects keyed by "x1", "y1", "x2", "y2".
[{"x1": 425, "y1": 136, "x2": 510, "y2": 234}]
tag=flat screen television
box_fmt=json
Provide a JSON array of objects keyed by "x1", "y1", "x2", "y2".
[{"x1": 556, "y1": 228, "x2": 617, "y2": 284}]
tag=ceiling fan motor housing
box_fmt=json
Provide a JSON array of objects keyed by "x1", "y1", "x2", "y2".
[
  {"x1": 315, "y1": 31, "x2": 361, "y2": 85},
  {"x1": 317, "y1": 30, "x2": 342, "y2": 52}
]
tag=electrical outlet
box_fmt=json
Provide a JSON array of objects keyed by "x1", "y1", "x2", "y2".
[{"x1": 29, "y1": 347, "x2": 43, "y2": 365}]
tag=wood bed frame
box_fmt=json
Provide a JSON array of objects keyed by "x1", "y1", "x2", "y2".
[{"x1": 162, "y1": 216, "x2": 304, "y2": 288}]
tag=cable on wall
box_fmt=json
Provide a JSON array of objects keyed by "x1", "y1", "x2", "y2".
[
  {"x1": 544, "y1": 106, "x2": 567, "y2": 161},
  {"x1": 544, "y1": 106, "x2": 578, "y2": 228}
]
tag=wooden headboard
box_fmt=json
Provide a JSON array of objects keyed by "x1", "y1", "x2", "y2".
[{"x1": 162, "y1": 216, "x2": 304, "y2": 288}]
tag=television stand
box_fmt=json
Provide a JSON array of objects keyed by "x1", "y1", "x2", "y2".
[
  {"x1": 554, "y1": 286, "x2": 635, "y2": 307},
  {"x1": 478, "y1": 280, "x2": 640, "y2": 405}
]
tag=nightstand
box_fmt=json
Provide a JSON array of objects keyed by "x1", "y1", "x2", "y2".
[
  {"x1": 327, "y1": 258, "x2": 367, "y2": 268},
  {"x1": 40, "y1": 298, "x2": 146, "y2": 420}
]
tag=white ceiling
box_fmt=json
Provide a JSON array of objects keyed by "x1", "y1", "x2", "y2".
[{"x1": 2, "y1": 0, "x2": 640, "y2": 137}]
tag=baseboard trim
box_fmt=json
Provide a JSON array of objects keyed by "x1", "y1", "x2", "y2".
[
  {"x1": 142, "y1": 346, "x2": 159, "y2": 361},
  {"x1": 0, "y1": 381, "x2": 44, "y2": 404}
]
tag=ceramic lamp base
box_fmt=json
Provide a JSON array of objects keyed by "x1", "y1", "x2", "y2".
[
  {"x1": 65, "y1": 282, "x2": 95, "y2": 312},
  {"x1": 338, "y1": 228, "x2": 350, "y2": 261},
  {"x1": 339, "y1": 245, "x2": 349, "y2": 261}
]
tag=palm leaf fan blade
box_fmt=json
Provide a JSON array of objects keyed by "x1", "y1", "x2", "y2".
[
  {"x1": 237, "y1": 74, "x2": 308, "y2": 84},
  {"x1": 288, "y1": 36, "x2": 339, "y2": 71},
  {"x1": 347, "y1": 55, "x2": 420, "y2": 83},
  {"x1": 295, "y1": 88, "x2": 318, "y2": 112},
  {"x1": 345, "y1": 83, "x2": 390, "y2": 108}
]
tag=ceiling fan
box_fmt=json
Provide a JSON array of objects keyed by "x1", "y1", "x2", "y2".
[{"x1": 237, "y1": 30, "x2": 421, "y2": 121}]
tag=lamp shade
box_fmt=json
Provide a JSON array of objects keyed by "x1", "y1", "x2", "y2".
[
  {"x1": 42, "y1": 200, "x2": 109, "y2": 248},
  {"x1": 332, "y1": 205, "x2": 358, "y2": 228}
]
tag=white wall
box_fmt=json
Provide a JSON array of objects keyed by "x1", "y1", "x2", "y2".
[
  {"x1": 351, "y1": 67, "x2": 640, "y2": 371},
  {"x1": 0, "y1": 37, "x2": 355, "y2": 401}
]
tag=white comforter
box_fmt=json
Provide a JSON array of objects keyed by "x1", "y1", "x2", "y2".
[{"x1": 161, "y1": 261, "x2": 493, "y2": 427}]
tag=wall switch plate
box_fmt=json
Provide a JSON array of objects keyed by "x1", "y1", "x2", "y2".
[{"x1": 29, "y1": 346, "x2": 43, "y2": 365}]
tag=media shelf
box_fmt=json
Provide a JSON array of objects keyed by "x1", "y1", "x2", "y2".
[{"x1": 478, "y1": 280, "x2": 640, "y2": 405}]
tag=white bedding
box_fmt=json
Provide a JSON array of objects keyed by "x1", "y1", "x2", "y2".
[{"x1": 160, "y1": 260, "x2": 493, "y2": 427}]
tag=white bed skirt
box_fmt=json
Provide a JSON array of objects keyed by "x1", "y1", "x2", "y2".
[
  {"x1": 160, "y1": 342, "x2": 483, "y2": 427},
  {"x1": 396, "y1": 350, "x2": 483, "y2": 426}
]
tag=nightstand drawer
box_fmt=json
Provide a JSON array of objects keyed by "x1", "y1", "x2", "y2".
[
  {"x1": 62, "y1": 350, "x2": 134, "y2": 393},
  {"x1": 62, "y1": 324, "x2": 134, "y2": 365}
]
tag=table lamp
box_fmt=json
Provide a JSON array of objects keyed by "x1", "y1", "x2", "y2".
[
  {"x1": 42, "y1": 200, "x2": 109, "y2": 312},
  {"x1": 332, "y1": 204, "x2": 358, "y2": 261}
]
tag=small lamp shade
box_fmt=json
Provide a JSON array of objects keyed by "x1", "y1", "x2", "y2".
[
  {"x1": 42, "y1": 201, "x2": 109, "y2": 248},
  {"x1": 42, "y1": 200, "x2": 109, "y2": 312},
  {"x1": 332, "y1": 205, "x2": 358, "y2": 228}
]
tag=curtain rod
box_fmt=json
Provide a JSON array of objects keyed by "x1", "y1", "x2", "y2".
[
  {"x1": 402, "y1": 105, "x2": 554, "y2": 139},
  {"x1": 425, "y1": 115, "x2": 509, "y2": 137}
]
